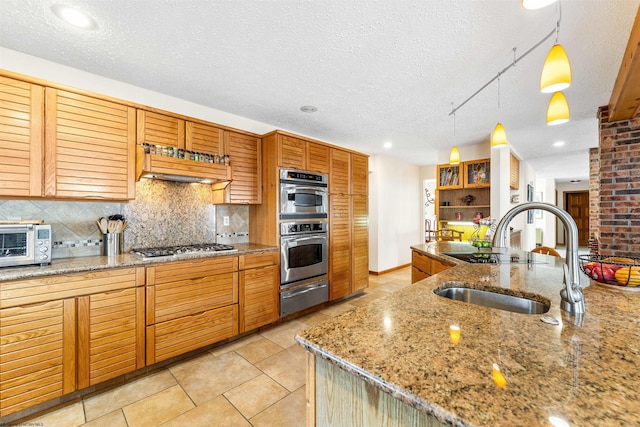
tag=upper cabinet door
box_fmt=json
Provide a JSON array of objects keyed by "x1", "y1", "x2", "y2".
[
  {"x1": 330, "y1": 148, "x2": 350, "y2": 195},
  {"x1": 137, "y1": 110, "x2": 185, "y2": 150},
  {"x1": 0, "y1": 76, "x2": 44, "y2": 197},
  {"x1": 306, "y1": 141, "x2": 330, "y2": 174},
  {"x1": 436, "y1": 163, "x2": 463, "y2": 189},
  {"x1": 463, "y1": 159, "x2": 490, "y2": 188},
  {"x1": 278, "y1": 134, "x2": 306, "y2": 170},
  {"x1": 350, "y1": 153, "x2": 368, "y2": 196},
  {"x1": 45, "y1": 89, "x2": 136, "y2": 199},
  {"x1": 186, "y1": 121, "x2": 223, "y2": 155},
  {"x1": 222, "y1": 131, "x2": 262, "y2": 204}
]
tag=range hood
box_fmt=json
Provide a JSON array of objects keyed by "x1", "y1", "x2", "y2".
[{"x1": 136, "y1": 145, "x2": 232, "y2": 184}]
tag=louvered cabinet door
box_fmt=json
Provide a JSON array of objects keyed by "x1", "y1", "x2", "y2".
[
  {"x1": 330, "y1": 148, "x2": 350, "y2": 195},
  {"x1": 329, "y1": 194, "x2": 351, "y2": 300},
  {"x1": 137, "y1": 110, "x2": 185, "y2": 149},
  {"x1": 223, "y1": 131, "x2": 262, "y2": 204},
  {"x1": 186, "y1": 121, "x2": 223, "y2": 155},
  {"x1": 77, "y1": 287, "x2": 145, "y2": 389},
  {"x1": 0, "y1": 299, "x2": 76, "y2": 417},
  {"x1": 351, "y1": 195, "x2": 369, "y2": 293},
  {"x1": 240, "y1": 265, "x2": 278, "y2": 333},
  {"x1": 45, "y1": 89, "x2": 135, "y2": 199},
  {"x1": 306, "y1": 141, "x2": 330, "y2": 174},
  {"x1": 350, "y1": 153, "x2": 368, "y2": 196},
  {"x1": 0, "y1": 76, "x2": 44, "y2": 197},
  {"x1": 278, "y1": 134, "x2": 306, "y2": 169}
]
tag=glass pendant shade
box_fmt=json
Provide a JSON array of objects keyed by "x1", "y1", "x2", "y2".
[
  {"x1": 547, "y1": 91, "x2": 570, "y2": 125},
  {"x1": 540, "y1": 44, "x2": 571, "y2": 93},
  {"x1": 521, "y1": 0, "x2": 557, "y2": 10},
  {"x1": 449, "y1": 146, "x2": 460, "y2": 165},
  {"x1": 491, "y1": 123, "x2": 507, "y2": 148}
]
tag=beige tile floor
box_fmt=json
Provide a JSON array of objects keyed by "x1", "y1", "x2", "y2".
[{"x1": 26, "y1": 268, "x2": 412, "y2": 427}]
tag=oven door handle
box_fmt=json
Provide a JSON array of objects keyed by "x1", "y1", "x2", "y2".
[
  {"x1": 282, "y1": 282, "x2": 328, "y2": 299},
  {"x1": 281, "y1": 235, "x2": 326, "y2": 243},
  {"x1": 283, "y1": 185, "x2": 326, "y2": 193}
]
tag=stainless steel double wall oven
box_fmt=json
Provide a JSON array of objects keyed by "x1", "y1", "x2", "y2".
[{"x1": 279, "y1": 169, "x2": 329, "y2": 317}]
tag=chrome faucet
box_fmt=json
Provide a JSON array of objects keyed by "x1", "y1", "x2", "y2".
[{"x1": 492, "y1": 202, "x2": 585, "y2": 314}]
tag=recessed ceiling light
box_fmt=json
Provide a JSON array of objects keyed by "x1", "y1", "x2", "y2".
[
  {"x1": 51, "y1": 4, "x2": 97, "y2": 30},
  {"x1": 552, "y1": 141, "x2": 565, "y2": 147},
  {"x1": 383, "y1": 142, "x2": 392, "y2": 149},
  {"x1": 300, "y1": 105, "x2": 317, "y2": 113}
]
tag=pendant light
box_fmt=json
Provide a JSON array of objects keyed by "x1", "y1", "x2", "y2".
[
  {"x1": 540, "y1": 3, "x2": 571, "y2": 93},
  {"x1": 449, "y1": 146, "x2": 460, "y2": 165},
  {"x1": 449, "y1": 107, "x2": 461, "y2": 164},
  {"x1": 491, "y1": 123, "x2": 508, "y2": 147},
  {"x1": 521, "y1": 0, "x2": 557, "y2": 10},
  {"x1": 491, "y1": 76, "x2": 507, "y2": 148},
  {"x1": 546, "y1": 91, "x2": 570, "y2": 125}
]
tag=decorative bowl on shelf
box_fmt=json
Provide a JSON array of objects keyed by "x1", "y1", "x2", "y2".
[{"x1": 579, "y1": 254, "x2": 640, "y2": 288}]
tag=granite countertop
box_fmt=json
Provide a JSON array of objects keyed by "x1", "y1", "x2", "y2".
[
  {"x1": 297, "y1": 242, "x2": 640, "y2": 426},
  {"x1": 0, "y1": 243, "x2": 277, "y2": 281}
]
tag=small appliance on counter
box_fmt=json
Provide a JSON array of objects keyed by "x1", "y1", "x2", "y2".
[{"x1": 0, "y1": 220, "x2": 52, "y2": 268}]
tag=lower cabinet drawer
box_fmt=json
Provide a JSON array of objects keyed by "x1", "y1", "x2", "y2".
[
  {"x1": 146, "y1": 304, "x2": 238, "y2": 365},
  {"x1": 411, "y1": 266, "x2": 429, "y2": 284}
]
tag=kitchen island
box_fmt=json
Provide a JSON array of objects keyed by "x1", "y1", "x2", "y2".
[{"x1": 297, "y1": 242, "x2": 640, "y2": 426}]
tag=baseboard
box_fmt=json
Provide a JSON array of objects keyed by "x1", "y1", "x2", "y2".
[{"x1": 369, "y1": 263, "x2": 411, "y2": 276}]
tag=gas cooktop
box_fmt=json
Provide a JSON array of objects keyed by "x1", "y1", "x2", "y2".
[{"x1": 131, "y1": 243, "x2": 237, "y2": 260}]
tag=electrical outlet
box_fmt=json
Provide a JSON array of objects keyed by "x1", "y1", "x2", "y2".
[{"x1": 223, "y1": 216, "x2": 230, "y2": 226}]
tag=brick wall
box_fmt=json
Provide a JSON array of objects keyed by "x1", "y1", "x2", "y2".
[{"x1": 592, "y1": 105, "x2": 640, "y2": 256}]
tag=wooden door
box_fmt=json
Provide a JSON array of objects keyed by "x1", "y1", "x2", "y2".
[
  {"x1": 329, "y1": 194, "x2": 351, "y2": 300},
  {"x1": 330, "y1": 148, "x2": 350, "y2": 195},
  {"x1": 45, "y1": 89, "x2": 136, "y2": 199},
  {"x1": 0, "y1": 76, "x2": 44, "y2": 197},
  {"x1": 351, "y1": 194, "x2": 369, "y2": 292},
  {"x1": 222, "y1": 131, "x2": 262, "y2": 204},
  {"x1": 77, "y1": 287, "x2": 145, "y2": 389},
  {"x1": 306, "y1": 141, "x2": 330, "y2": 174},
  {"x1": 186, "y1": 121, "x2": 223, "y2": 154},
  {"x1": 0, "y1": 299, "x2": 76, "y2": 417},
  {"x1": 278, "y1": 134, "x2": 306, "y2": 169},
  {"x1": 137, "y1": 110, "x2": 185, "y2": 149},
  {"x1": 565, "y1": 191, "x2": 590, "y2": 246},
  {"x1": 350, "y1": 153, "x2": 368, "y2": 196},
  {"x1": 240, "y1": 265, "x2": 279, "y2": 332}
]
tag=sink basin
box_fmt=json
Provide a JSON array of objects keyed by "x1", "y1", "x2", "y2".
[{"x1": 435, "y1": 286, "x2": 550, "y2": 314}]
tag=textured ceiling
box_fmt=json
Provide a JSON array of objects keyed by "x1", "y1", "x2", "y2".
[{"x1": 1, "y1": 0, "x2": 638, "y2": 181}]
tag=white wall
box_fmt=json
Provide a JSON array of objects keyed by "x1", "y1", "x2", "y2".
[{"x1": 368, "y1": 155, "x2": 422, "y2": 273}]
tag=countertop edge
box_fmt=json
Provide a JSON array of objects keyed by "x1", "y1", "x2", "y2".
[
  {"x1": 295, "y1": 335, "x2": 467, "y2": 427},
  {"x1": 0, "y1": 243, "x2": 278, "y2": 281}
]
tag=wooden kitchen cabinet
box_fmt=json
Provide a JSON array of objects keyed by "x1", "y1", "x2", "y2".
[
  {"x1": 137, "y1": 110, "x2": 185, "y2": 149},
  {"x1": 435, "y1": 159, "x2": 491, "y2": 224},
  {"x1": 145, "y1": 256, "x2": 239, "y2": 364},
  {"x1": 276, "y1": 131, "x2": 330, "y2": 173},
  {"x1": 45, "y1": 88, "x2": 136, "y2": 199},
  {"x1": 0, "y1": 76, "x2": 44, "y2": 197},
  {"x1": 329, "y1": 149, "x2": 369, "y2": 300},
  {"x1": 213, "y1": 130, "x2": 262, "y2": 204},
  {"x1": 239, "y1": 251, "x2": 279, "y2": 332},
  {"x1": 411, "y1": 250, "x2": 453, "y2": 283},
  {"x1": 0, "y1": 299, "x2": 76, "y2": 417},
  {"x1": 77, "y1": 287, "x2": 145, "y2": 389},
  {"x1": 186, "y1": 120, "x2": 223, "y2": 154},
  {"x1": 0, "y1": 266, "x2": 144, "y2": 417}
]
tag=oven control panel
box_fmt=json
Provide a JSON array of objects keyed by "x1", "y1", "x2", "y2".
[{"x1": 281, "y1": 221, "x2": 328, "y2": 236}]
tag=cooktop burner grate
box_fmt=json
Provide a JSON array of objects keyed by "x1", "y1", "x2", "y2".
[{"x1": 131, "y1": 243, "x2": 237, "y2": 260}]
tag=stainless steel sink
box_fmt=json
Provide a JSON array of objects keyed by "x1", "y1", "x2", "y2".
[{"x1": 435, "y1": 286, "x2": 550, "y2": 314}]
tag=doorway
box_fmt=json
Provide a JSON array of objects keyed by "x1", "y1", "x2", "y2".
[{"x1": 565, "y1": 191, "x2": 589, "y2": 246}]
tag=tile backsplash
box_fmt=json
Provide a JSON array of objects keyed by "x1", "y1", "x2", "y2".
[{"x1": 0, "y1": 179, "x2": 249, "y2": 259}]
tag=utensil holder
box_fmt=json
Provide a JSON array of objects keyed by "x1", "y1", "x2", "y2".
[{"x1": 102, "y1": 233, "x2": 124, "y2": 257}]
